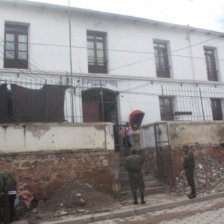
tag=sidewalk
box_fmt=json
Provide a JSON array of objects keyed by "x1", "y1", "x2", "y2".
[{"x1": 38, "y1": 192, "x2": 224, "y2": 224}]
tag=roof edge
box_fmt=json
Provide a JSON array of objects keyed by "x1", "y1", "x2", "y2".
[{"x1": 1, "y1": 0, "x2": 224, "y2": 36}]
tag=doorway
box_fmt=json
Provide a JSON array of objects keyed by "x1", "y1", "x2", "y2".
[{"x1": 82, "y1": 88, "x2": 120, "y2": 150}]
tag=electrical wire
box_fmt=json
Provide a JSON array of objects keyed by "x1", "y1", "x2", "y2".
[
  {"x1": 1, "y1": 34, "x2": 224, "y2": 63},
  {"x1": 0, "y1": 32, "x2": 223, "y2": 81},
  {"x1": 109, "y1": 35, "x2": 223, "y2": 71}
]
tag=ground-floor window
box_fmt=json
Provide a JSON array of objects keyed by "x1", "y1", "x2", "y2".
[
  {"x1": 159, "y1": 96, "x2": 174, "y2": 121},
  {"x1": 211, "y1": 98, "x2": 223, "y2": 120}
]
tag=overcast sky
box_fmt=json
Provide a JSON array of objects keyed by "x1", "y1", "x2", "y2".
[{"x1": 27, "y1": 0, "x2": 224, "y2": 32}]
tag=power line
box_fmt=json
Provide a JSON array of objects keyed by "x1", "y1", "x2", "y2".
[
  {"x1": 0, "y1": 34, "x2": 223, "y2": 76},
  {"x1": 110, "y1": 35, "x2": 223, "y2": 71},
  {"x1": 0, "y1": 34, "x2": 223, "y2": 61}
]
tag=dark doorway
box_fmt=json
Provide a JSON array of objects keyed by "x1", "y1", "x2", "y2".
[{"x1": 82, "y1": 88, "x2": 120, "y2": 150}]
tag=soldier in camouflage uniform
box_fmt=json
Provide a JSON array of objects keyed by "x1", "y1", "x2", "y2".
[
  {"x1": 183, "y1": 145, "x2": 196, "y2": 199},
  {"x1": 125, "y1": 149, "x2": 145, "y2": 204},
  {"x1": 0, "y1": 170, "x2": 10, "y2": 224}
]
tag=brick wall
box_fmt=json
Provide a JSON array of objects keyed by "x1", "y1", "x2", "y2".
[{"x1": 0, "y1": 149, "x2": 120, "y2": 200}]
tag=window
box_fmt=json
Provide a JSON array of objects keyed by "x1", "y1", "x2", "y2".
[
  {"x1": 211, "y1": 98, "x2": 223, "y2": 120},
  {"x1": 159, "y1": 96, "x2": 174, "y2": 120},
  {"x1": 4, "y1": 22, "x2": 28, "y2": 69},
  {"x1": 87, "y1": 30, "x2": 107, "y2": 73},
  {"x1": 204, "y1": 47, "x2": 218, "y2": 81},
  {"x1": 154, "y1": 40, "x2": 170, "y2": 78}
]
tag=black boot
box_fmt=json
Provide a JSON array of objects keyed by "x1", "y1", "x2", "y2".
[
  {"x1": 133, "y1": 193, "x2": 138, "y2": 204},
  {"x1": 140, "y1": 192, "x2": 145, "y2": 204},
  {"x1": 188, "y1": 188, "x2": 196, "y2": 199},
  {"x1": 188, "y1": 194, "x2": 193, "y2": 199},
  {"x1": 192, "y1": 187, "x2": 196, "y2": 198}
]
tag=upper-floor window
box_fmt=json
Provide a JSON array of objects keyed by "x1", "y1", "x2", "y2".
[
  {"x1": 4, "y1": 22, "x2": 28, "y2": 69},
  {"x1": 159, "y1": 96, "x2": 174, "y2": 121},
  {"x1": 154, "y1": 40, "x2": 170, "y2": 78},
  {"x1": 211, "y1": 98, "x2": 223, "y2": 120},
  {"x1": 204, "y1": 47, "x2": 218, "y2": 81},
  {"x1": 87, "y1": 30, "x2": 107, "y2": 74}
]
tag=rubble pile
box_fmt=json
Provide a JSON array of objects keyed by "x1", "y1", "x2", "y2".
[{"x1": 171, "y1": 155, "x2": 224, "y2": 196}]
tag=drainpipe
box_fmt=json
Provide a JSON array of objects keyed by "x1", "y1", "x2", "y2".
[
  {"x1": 100, "y1": 81, "x2": 105, "y2": 122},
  {"x1": 187, "y1": 25, "x2": 202, "y2": 119},
  {"x1": 187, "y1": 25, "x2": 196, "y2": 81},
  {"x1": 68, "y1": 0, "x2": 75, "y2": 122}
]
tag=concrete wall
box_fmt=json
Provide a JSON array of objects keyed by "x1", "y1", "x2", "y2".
[
  {"x1": 140, "y1": 122, "x2": 169, "y2": 148},
  {"x1": 168, "y1": 121, "x2": 224, "y2": 147},
  {"x1": 0, "y1": 122, "x2": 114, "y2": 153},
  {"x1": 140, "y1": 121, "x2": 224, "y2": 148}
]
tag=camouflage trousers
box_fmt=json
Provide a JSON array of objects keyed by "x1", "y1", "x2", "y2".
[
  {"x1": 0, "y1": 195, "x2": 10, "y2": 224},
  {"x1": 128, "y1": 172, "x2": 145, "y2": 194},
  {"x1": 185, "y1": 168, "x2": 196, "y2": 195}
]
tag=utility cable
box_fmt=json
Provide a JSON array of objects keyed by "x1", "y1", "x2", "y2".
[{"x1": 1, "y1": 34, "x2": 224, "y2": 61}]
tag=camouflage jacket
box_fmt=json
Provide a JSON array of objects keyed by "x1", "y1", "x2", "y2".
[
  {"x1": 183, "y1": 150, "x2": 195, "y2": 170},
  {"x1": 125, "y1": 154, "x2": 144, "y2": 173}
]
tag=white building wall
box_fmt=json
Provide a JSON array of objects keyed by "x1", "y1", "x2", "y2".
[
  {"x1": 0, "y1": 1, "x2": 224, "y2": 126},
  {"x1": 2, "y1": 2, "x2": 223, "y2": 78}
]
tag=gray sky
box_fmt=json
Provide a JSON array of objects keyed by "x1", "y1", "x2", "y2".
[{"x1": 27, "y1": 0, "x2": 224, "y2": 32}]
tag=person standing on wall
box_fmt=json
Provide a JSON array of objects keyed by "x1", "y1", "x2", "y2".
[
  {"x1": 121, "y1": 122, "x2": 133, "y2": 155},
  {"x1": 183, "y1": 145, "x2": 196, "y2": 199},
  {"x1": 125, "y1": 149, "x2": 145, "y2": 204},
  {"x1": 0, "y1": 170, "x2": 10, "y2": 224}
]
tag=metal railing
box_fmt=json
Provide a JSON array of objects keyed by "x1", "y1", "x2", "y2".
[{"x1": 1, "y1": 75, "x2": 224, "y2": 123}]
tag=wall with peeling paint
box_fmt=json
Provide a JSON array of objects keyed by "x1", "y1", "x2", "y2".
[
  {"x1": 140, "y1": 121, "x2": 224, "y2": 148},
  {"x1": 168, "y1": 121, "x2": 224, "y2": 147},
  {"x1": 0, "y1": 122, "x2": 114, "y2": 153}
]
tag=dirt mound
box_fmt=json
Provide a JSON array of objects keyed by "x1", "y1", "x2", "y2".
[
  {"x1": 30, "y1": 180, "x2": 122, "y2": 220},
  {"x1": 171, "y1": 154, "x2": 224, "y2": 196}
]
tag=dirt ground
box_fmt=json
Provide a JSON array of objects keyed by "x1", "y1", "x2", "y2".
[{"x1": 28, "y1": 180, "x2": 122, "y2": 221}]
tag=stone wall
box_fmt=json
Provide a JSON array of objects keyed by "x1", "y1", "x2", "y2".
[
  {"x1": 171, "y1": 144, "x2": 224, "y2": 178},
  {"x1": 149, "y1": 144, "x2": 224, "y2": 186},
  {"x1": 0, "y1": 149, "x2": 120, "y2": 200}
]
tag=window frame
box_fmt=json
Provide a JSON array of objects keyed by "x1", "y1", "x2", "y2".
[
  {"x1": 211, "y1": 98, "x2": 223, "y2": 120},
  {"x1": 87, "y1": 30, "x2": 107, "y2": 74},
  {"x1": 159, "y1": 96, "x2": 174, "y2": 121},
  {"x1": 204, "y1": 46, "x2": 218, "y2": 81},
  {"x1": 154, "y1": 40, "x2": 171, "y2": 78},
  {"x1": 4, "y1": 22, "x2": 29, "y2": 69}
]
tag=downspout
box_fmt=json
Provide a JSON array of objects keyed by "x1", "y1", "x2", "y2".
[
  {"x1": 187, "y1": 25, "x2": 201, "y2": 119},
  {"x1": 187, "y1": 25, "x2": 196, "y2": 81},
  {"x1": 68, "y1": 0, "x2": 75, "y2": 122}
]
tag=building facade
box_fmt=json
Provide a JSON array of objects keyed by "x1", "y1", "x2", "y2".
[{"x1": 0, "y1": 0, "x2": 224, "y2": 129}]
